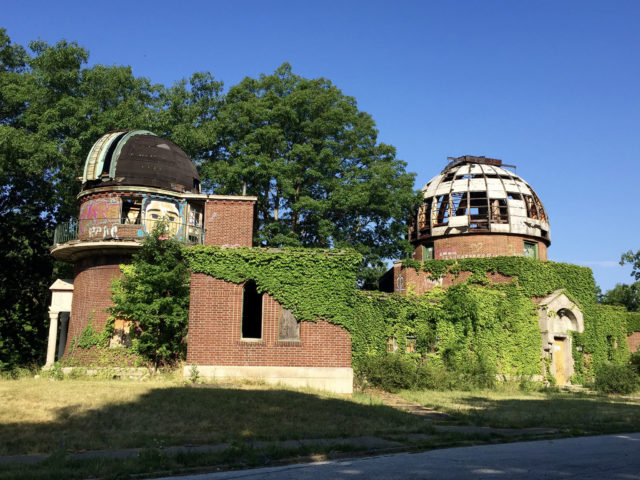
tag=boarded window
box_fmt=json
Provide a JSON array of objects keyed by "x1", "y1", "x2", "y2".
[
  {"x1": 278, "y1": 308, "x2": 300, "y2": 341},
  {"x1": 523, "y1": 241, "x2": 538, "y2": 259},
  {"x1": 242, "y1": 281, "x2": 263, "y2": 339}
]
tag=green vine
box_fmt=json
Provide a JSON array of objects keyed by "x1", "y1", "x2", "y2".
[{"x1": 184, "y1": 246, "x2": 362, "y2": 330}]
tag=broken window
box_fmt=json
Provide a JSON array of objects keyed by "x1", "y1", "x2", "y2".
[
  {"x1": 523, "y1": 241, "x2": 538, "y2": 259},
  {"x1": 387, "y1": 337, "x2": 397, "y2": 353},
  {"x1": 507, "y1": 192, "x2": 522, "y2": 200},
  {"x1": 278, "y1": 308, "x2": 300, "y2": 341},
  {"x1": 451, "y1": 191, "x2": 468, "y2": 216},
  {"x1": 406, "y1": 336, "x2": 416, "y2": 353},
  {"x1": 121, "y1": 198, "x2": 142, "y2": 224},
  {"x1": 490, "y1": 198, "x2": 508, "y2": 223},
  {"x1": 242, "y1": 280, "x2": 263, "y2": 339},
  {"x1": 435, "y1": 194, "x2": 450, "y2": 225},
  {"x1": 468, "y1": 191, "x2": 489, "y2": 229}
]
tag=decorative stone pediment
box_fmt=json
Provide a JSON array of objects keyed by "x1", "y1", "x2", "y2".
[{"x1": 537, "y1": 290, "x2": 584, "y2": 342}]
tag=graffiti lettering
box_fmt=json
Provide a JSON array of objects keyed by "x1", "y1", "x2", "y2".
[{"x1": 87, "y1": 224, "x2": 119, "y2": 240}]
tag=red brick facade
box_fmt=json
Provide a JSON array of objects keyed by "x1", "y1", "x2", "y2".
[
  {"x1": 389, "y1": 262, "x2": 516, "y2": 295},
  {"x1": 187, "y1": 274, "x2": 351, "y2": 368},
  {"x1": 413, "y1": 234, "x2": 548, "y2": 261},
  {"x1": 628, "y1": 331, "x2": 640, "y2": 353},
  {"x1": 203, "y1": 198, "x2": 254, "y2": 247},
  {"x1": 65, "y1": 255, "x2": 125, "y2": 354}
]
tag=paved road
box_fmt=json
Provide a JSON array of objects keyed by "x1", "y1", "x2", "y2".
[{"x1": 152, "y1": 433, "x2": 640, "y2": 480}]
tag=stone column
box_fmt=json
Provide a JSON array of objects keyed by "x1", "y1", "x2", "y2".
[{"x1": 45, "y1": 310, "x2": 59, "y2": 368}]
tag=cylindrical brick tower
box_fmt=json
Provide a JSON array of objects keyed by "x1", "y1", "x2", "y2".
[{"x1": 51, "y1": 130, "x2": 203, "y2": 357}]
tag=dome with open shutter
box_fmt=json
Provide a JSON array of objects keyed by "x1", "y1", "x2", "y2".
[
  {"x1": 412, "y1": 155, "x2": 550, "y2": 246},
  {"x1": 81, "y1": 130, "x2": 200, "y2": 194}
]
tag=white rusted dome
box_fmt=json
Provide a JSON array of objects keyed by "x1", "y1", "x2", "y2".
[{"x1": 416, "y1": 156, "x2": 550, "y2": 244}]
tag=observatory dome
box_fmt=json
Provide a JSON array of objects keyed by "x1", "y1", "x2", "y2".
[
  {"x1": 412, "y1": 156, "x2": 550, "y2": 259},
  {"x1": 81, "y1": 130, "x2": 200, "y2": 194}
]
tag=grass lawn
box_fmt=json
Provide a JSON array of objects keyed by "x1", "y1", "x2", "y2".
[
  {"x1": 3, "y1": 377, "x2": 640, "y2": 479},
  {"x1": 399, "y1": 388, "x2": 640, "y2": 435},
  {"x1": 0, "y1": 376, "x2": 430, "y2": 456}
]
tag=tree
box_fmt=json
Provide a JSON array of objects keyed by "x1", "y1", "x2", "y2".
[
  {"x1": 600, "y1": 282, "x2": 640, "y2": 312},
  {"x1": 0, "y1": 30, "x2": 212, "y2": 370},
  {"x1": 621, "y1": 250, "x2": 640, "y2": 281},
  {"x1": 109, "y1": 223, "x2": 191, "y2": 368},
  {"x1": 200, "y1": 63, "x2": 418, "y2": 285}
]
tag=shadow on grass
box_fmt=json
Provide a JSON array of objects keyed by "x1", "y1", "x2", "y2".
[
  {"x1": 429, "y1": 392, "x2": 640, "y2": 433},
  {"x1": 1, "y1": 384, "x2": 431, "y2": 456}
]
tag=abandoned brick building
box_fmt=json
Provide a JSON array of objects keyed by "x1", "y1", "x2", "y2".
[
  {"x1": 47, "y1": 132, "x2": 629, "y2": 390},
  {"x1": 48, "y1": 130, "x2": 353, "y2": 393}
]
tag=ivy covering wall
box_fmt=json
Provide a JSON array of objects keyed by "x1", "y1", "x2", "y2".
[{"x1": 182, "y1": 248, "x2": 633, "y2": 383}]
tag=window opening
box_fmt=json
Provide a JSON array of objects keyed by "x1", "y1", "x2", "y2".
[
  {"x1": 278, "y1": 308, "x2": 300, "y2": 341},
  {"x1": 442, "y1": 172, "x2": 455, "y2": 182},
  {"x1": 523, "y1": 241, "x2": 538, "y2": 259},
  {"x1": 507, "y1": 193, "x2": 522, "y2": 200},
  {"x1": 406, "y1": 336, "x2": 416, "y2": 353},
  {"x1": 242, "y1": 281, "x2": 263, "y2": 339},
  {"x1": 490, "y1": 198, "x2": 508, "y2": 223},
  {"x1": 435, "y1": 194, "x2": 450, "y2": 225},
  {"x1": 387, "y1": 337, "x2": 397, "y2": 353},
  {"x1": 451, "y1": 191, "x2": 468, "y2": 216},
  {"x1": 121, "y1": 198, "x2": 142, "y2": 224},
  {"x1": 468, "y1": 192, "x2": 488, "y2": 229}
]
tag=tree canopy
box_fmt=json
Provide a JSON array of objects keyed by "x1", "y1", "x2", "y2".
[
  {"x1": 621, "y1": 249, "x2": 640, "y2": 282},
  {"x1": 200, "y1": 63, "x2": 417, "y2": 285},
  {"x1": 0, "y1": 31, "x2": 419, "y2": 370}
]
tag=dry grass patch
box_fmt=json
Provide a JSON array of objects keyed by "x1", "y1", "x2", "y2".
[
  {"x1": 0, "y1": 377, "x2": 431, "y2": 456},
  {"x1": 399, "y1": 388, "x2": 640, "y2": 434}
]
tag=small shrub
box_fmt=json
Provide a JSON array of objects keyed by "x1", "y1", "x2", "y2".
[
  {"x1": 188, "y1": 364, "x2": 200, "y2": 384},
  {"x1": 361, "y1": 354, "x2": 417, "y2": 393},
  {"x1": 415, "y1": 359, "x2": 456, "y2": 390},
  {"x1": 594, "y1": 364, "x2": 640, "y2": 394},
  {"x1": 630, "y1": 351, "x2": 640, "y2": 375}
]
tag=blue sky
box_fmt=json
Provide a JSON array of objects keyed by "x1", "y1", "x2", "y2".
[{"x1": 3, "y1": 0, "x2": 639, "y2": 290}]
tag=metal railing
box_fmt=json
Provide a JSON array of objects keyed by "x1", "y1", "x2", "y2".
[{"x1": 53, "y1": 219, "x2": 204, "y2": 246}]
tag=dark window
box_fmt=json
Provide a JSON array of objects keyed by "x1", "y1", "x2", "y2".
[
  {"x1": 423, "y1": 243, "x2": 434, "y2": 260},
  {"x1": 242, "y1": 281, "x2": 263, "y2": 339}
]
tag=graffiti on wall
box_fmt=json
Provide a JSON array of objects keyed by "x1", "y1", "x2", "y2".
[
  {"x1": 79, "y1": 196, "x2": 121, "y2": 239},
  {"x1": 142, "y1": 197, "x2": 186, "y2": 239}
]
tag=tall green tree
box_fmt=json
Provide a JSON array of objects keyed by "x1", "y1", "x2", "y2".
[
  {"x1": 109, "y1": 223, "x2": 191, "y2": 368},
  {"x1": 621, "y1": 249, "x2": 640, "y2": 281},
  {"x1": 600, "y1": 282, "x2": 640, "y2": 312},
  {"x1": 0, "y1": 30, "x2": 198, "y2": 370},
  {"x1": 201, "y1": 63, "x2": 418, "y2": 285}
]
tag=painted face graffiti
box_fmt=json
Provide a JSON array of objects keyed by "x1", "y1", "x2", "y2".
[{"x1": 143, "y1": 199, "x2": 181, "y2": 236}]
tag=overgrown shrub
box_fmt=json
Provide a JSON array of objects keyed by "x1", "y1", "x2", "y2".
[
  {"x1": 630, "y1": 351, "x2": 640, "y2": 375},
  {"x1": 414, "y1": 359, "x2": 456, "y2": 390},
  {"x1": 360, "y1": 354, "x2": 417, "y2": 393},
  {"x1": 594, "y1": 364, "x2": 639, "y2": 394}
]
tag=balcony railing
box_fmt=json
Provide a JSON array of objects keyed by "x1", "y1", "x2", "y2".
[{"x1": 53, "y1": 219, "x2": 205, "y2": 246}]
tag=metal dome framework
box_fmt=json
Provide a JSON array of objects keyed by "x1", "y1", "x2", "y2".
[{"x1": 412, "y1": 156, "x2": 550, "y2": 245}]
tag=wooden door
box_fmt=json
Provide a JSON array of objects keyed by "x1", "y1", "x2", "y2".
[{"x1": 554, "y1": 338, "x2": 566, "y2": 385}]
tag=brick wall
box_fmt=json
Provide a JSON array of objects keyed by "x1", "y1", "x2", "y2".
[
  {"x1": 203, "y1": 199, "x2": 255, "y2": 247},
  {"x1": 628, "y1": 331, "x2": 640, "y2": 353},
  {"x1": 413, "y1": 234, "x2": 548, "y2": 261},
  {"x1": 64, "y1": 255, "x2": 126, "y2": 355},
  {"x1": 391, "y1": 262, "x2": 515, "y2": 294},
  {"x1": 187, "y1": 273, "x2": 351, "y2": 368}
]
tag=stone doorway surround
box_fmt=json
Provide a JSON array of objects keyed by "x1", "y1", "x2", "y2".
[
  {"x1": 45, "y1": 279, "x2": 74, "y2": 367},
  {"x1": 536, "y1": 290, "x2": 584, "y2": 385}
]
